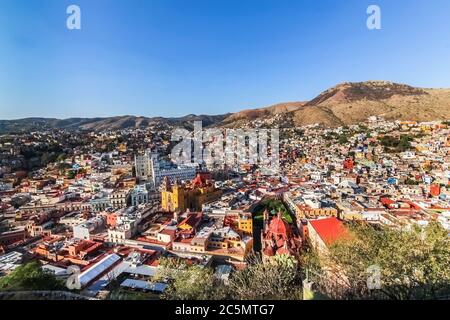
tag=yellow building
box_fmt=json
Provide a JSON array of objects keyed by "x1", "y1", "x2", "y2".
[
  {"x1": 237, "y1": 214, "x2": 253, "y2": 235},
  {"x1": 224, "y1": 211, "x2": 253, "y2": 235},
  {"x1": 118, "y1": 143, "x2": 127, "y2": 153},
  {"x1": 161, "y1": 180, "x2": 186, "y2": 212},
  {"x1": 207, "y1": 227, "x2": 253, "y2": 255},
  {"x1": 354, "y1": 151, "x2": 365, "y2": 160},
  {"x1": 161, "y1": 174, "x2": 223, "y2": 212}
]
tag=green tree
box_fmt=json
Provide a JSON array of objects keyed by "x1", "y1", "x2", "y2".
[
  {"x1": 56, "y1": 153, "x2": 67, "y2": 162},
  {"x1": 0, "y1": 261, "x2": 66, "y2": 292},
  {"x1": 306, "y1": 222, "x2": 450, "y2": 300},
  {"x1": 379, "y1": 135, "x2": 412, "y2": 152},
  {"x1": 156, "y1": 254, "x2": 303, "y2": 300},
  {"x1": 338, "y1": 135, "x2": 349, "y2": 145},
  {"x1": 156, "y1": 262, "x2": 227, "y2": 300},
  {"x1": 67, "y1": 170, "x2": 77, "y2": 179},
  {"x1": 226, "y1": 254, "x2": 303, "y2": 300},
  {"x1": 405, "y1": 178, "x2": 420, "y2": 186}
]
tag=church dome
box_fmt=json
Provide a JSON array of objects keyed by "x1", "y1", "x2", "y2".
[{"x1": 268, "y1": 214, "x2": 290, "y2": 236}]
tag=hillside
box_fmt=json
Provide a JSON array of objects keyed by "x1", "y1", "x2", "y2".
[
  {"x1": 220, "y1": 102, "x2": 305, "y2": 128},
  {"x1": 0, "y1": 114, "x2": 230, "y2": 134},
  {"x1": 221, "y1": 81, "x2": 450, "y2": 128},
  {"x1": 292, "y1": 81, "x2": 450, "y2": 127}
]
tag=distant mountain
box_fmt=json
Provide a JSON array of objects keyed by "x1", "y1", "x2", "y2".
[
  {"x1": 220, "y1": 81, "x2": 450, "y2": 128},
  {"x1": 2, "y1": 81, "x2": 450, "y2": 133},
  {"x1": 0, "y1": 114, "x2": 230, "y2": 134}
]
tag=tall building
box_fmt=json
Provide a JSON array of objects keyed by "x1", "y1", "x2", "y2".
[
  {"x1": 134, "y1": 150, "x2": 158, "y2": 184},
  {"x1": 134, "y1": 150, "x2": 196, "y2": 187}
]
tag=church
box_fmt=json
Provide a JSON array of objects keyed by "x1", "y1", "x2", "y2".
[
  {"x1": 161, "y1": 173, "x2": 223, "y2": 212},
  {"x1": 261, "y1": 210, "x2": 301, "y2": 259}
]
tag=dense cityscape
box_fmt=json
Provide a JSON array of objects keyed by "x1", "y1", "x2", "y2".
[
  {"x1": 1, "y1": 115, "x2": 449, "y2": 300},
  {"x1": 2, "y1": 1, "x2": 450, "y2": 306}
]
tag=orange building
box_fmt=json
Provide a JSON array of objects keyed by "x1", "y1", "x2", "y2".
[
  {"x1": 224, "y1": 211, "x2": 253, "y2": 235},
  {"x1": 34, "y1": 237, "x2": 103, "y2": 266},
  {"x1": 429, "y1": 184, "x2": 441, "y2": 197},
  {"x1": 106, "y1": 213, "x2": 118, "y2": 227},
  {"x1": 67, "y1": 240, "x2": 103, "y2": 260}
]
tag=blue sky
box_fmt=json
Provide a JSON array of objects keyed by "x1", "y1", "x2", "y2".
[{"x1": 1, "y1": 0, "x2": 450, "y2": 119}]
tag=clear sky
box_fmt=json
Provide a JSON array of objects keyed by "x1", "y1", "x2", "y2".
[{"x1": 1, "y1": 0, "x2": 450, "y2": 119}]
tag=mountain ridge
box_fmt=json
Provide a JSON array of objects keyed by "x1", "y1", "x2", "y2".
[
  {"x1": 1, "y1": 81, "x2": 450, "y2": 133},
  {"x1": 221, "y1": 81, "x2": 450, "y2": 128},
  {"x1": 0, "y1": 114, "x2": 231, "y2": 134}
]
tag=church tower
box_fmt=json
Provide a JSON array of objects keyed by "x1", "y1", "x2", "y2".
[
  {"x1": 262, "y1": 209, "x2": 269, "y2": 232},
  {"x1": 172, "y1": 180, "x2": 186, "y2": 212}
]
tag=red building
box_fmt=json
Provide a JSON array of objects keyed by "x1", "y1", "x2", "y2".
[
  {"x1": 343, "y1": 158, "x2": 355, "y2": 170},
  {"x1": 307, "y1": 217, "x2": 349, "y2": 252},
  {"x1": 429, "y1": 184, "x2": 441, "y2": 197},
  {"x1": 262, "y1": 210, "x2": 301, "y2": 258},
  {"x1": 0, "y1": 230, "x2": 27, "y2": 246}
]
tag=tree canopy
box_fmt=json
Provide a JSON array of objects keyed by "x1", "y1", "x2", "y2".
[
  {"x1": 155, "y1": 257, "x2": 226, "y2": 300},
  {"x1": 156, "y1": 254, "x2": 303, "y2": 300},
  {"x1": 0, "y1": 261, "x2": 66, "y2": 292},
  {"x1": 303, "y1": 222, "x2": 450, "y2": 300},
  {"x1": 228, "y1": 254, "x2": 302, "y2": 300}
]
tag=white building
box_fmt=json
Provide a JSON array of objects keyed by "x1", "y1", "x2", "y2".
[
  {"x1": 109, "y1": 190, "x2": 130, "y2": 209},
  {"x1": 107, "y1": 205, "x2": 153, "y2": 244},
  {"x1": 0, "y1": 251, "x2": 23, "y2": 275},
  {"x1": 130, "y1": 185, "x2": 149, "y2": 206},
  {"x1": 59, "y1": 212, "x2": 86, "y2": 228},
  {"x1": 77, "y1": 253, "x2": 122, "y2": 288},
  {"x1": 0, "y1": 181, "x2": 13, "y2": 192},
  {"x1": 134, "y1": 150, "x2": 196, "y2": 187},
  {"x1": 108, "y1": 225, "x2": 133, "y2": 244},
  {"x1": 73, "y1": 216, "x2": 105, "y2": 240}
]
